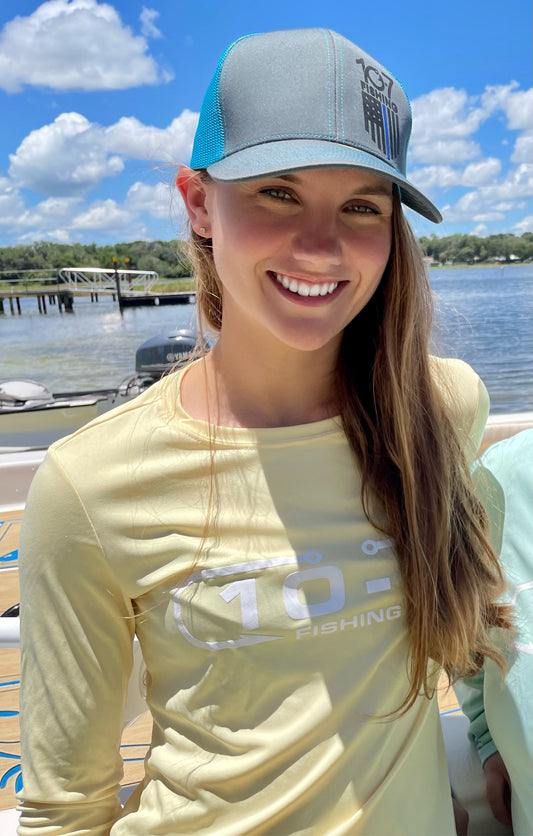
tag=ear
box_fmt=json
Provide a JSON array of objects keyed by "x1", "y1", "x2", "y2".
[{"x1": 176, "y1": 166, "x2": 210, "y2": 235}]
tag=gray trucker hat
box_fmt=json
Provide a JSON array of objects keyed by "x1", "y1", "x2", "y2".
[{"x1": 190, "y1": 28, "x2": 441, "y2": 223}]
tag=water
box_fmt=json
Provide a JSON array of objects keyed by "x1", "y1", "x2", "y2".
[
  {"x1": 1, "y1": 266, "x2": 532, "y2": 414},
  {"x1": 430, "y1": 265, "x2": 532, "y2": 414}
]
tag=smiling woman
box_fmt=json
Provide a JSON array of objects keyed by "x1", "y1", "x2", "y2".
[
  {"x1": 17, "y1": 27, "x2": 512, "y2": 836},
  {"x1": 176, "y1": 168, "x2": 393, "y2": 373}
]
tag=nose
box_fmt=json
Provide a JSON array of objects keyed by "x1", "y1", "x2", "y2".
[{"x1": 291, "y1": 212, "x2": 343, "y2": 267}]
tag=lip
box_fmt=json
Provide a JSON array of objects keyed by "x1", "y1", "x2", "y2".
[{"x1": 267, "y1": 271, "x2": 346, "y2": 305}]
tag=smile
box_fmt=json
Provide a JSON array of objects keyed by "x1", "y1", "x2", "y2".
[{"x1": 275, "y1": 273, "x2": 339, "y2": 297}]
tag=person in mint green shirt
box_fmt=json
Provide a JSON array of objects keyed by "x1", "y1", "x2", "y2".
[{"x1": 456, "y1": 429, "x2": 533, "y2": 835}]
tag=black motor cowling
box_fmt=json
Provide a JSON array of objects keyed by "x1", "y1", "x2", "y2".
[{"x1": 135, "y1": 329, "x2": 212, "y2": 378}]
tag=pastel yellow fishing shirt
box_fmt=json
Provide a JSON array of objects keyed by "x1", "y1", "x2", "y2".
[{"x1": 18, "y1": 358, "x2": 488, "y2": 835}]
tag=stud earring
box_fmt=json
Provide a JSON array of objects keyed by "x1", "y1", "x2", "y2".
[{"x1": 199, "y1": 227, "x2": 206, "y2": 235}]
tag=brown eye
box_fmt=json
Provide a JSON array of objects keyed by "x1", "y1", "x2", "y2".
[
  {"x1": 347, "y1": 203, "x2": 377, "y2": 214},
  {"x1": 260, "y1": 188, "x2": 292, "y2": 201}
]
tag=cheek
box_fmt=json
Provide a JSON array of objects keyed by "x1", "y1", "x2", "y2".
[{"x1": 359, "y1": 226, "x2": 392, "y2": 273}]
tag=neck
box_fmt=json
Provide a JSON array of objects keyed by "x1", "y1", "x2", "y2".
[{"x1": 182, "y1": 325, "x2": 340, "y2": 428}]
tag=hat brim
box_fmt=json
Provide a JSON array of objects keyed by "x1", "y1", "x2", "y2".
[{"x1": 206, "y1": 139, "x2": 441, "y2": 224}]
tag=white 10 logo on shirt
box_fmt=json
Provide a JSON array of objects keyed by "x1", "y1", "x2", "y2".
[{"x1": 171, "y1": 549, "x2": 399, "y2": 651}]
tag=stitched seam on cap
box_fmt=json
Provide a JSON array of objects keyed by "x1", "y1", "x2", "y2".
[
  {"x1": 321, "y1": 29, "x2": 332, "y2": 138},
  {"x1": 337, "y1": 34, "x2": 345, "y2": 141}
]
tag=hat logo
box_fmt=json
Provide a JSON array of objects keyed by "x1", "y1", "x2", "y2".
[{"x1": 356, "y1": 58, "x2": 399, "y2": 162}]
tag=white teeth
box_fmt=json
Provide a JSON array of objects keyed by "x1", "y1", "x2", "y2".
[{"x1": 276, "y1": 274, "x2": 339, "y2": 297}]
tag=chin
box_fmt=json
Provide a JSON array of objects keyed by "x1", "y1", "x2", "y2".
[{"x1": 273, "y1": 325, "x2": 343, "y2": 355}]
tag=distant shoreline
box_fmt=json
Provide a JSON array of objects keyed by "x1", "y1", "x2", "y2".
[{"x1": 427, "y1": 261, "x2": 532, "y2": 270}]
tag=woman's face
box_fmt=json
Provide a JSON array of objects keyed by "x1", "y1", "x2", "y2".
[{"x1": 183, "y1": 167, "x2": 393, "y2": 356}]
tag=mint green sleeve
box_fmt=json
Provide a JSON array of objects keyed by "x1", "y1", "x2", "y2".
[
  {"x1": 454, "y1": 675, "x2": 498, "y2": 766},
  {"x1": 17, "y1": 448, "x2": 136, "y2": 834},
  {"x1": 454, "y1": 434, "x2": 506, "y2": 769}
]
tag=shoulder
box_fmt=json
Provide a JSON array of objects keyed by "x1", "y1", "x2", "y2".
[
  {"x1": 53, "y1": 376, "x2": 171, "y2": 449},
  {"x1": 429, "y1": 357, "x2": 490, "y2": 454},
  {"x1": 41, "y1": 374, "x2": 180, "y2": 490}
]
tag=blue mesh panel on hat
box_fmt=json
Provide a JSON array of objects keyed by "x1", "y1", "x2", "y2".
[{"x1": 190, "y1": 36, "x2": 253, "y2": 170}]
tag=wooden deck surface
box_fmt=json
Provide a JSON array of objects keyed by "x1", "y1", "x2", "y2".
[{"x1": 0, "y1": 506, "x2": 459, "y2": 816}]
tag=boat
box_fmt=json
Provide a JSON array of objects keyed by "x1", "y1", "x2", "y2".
[
  {"x1": 0, "y1": 379, "x2": 121, "y2": 451},
  {"x1": 0, "y1": 329, "x2": 212, "y2": 452}
]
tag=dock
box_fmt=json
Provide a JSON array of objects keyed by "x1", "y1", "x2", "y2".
[
  {"x1": 120, "y1": 290, "x2": 196, "y2": 307},
  {"x1": 0, "y1": 268, "x2": 196, "y2": 315},
  {"x1": 0, "y1": 288, "x2": 75, "y2": 315}
]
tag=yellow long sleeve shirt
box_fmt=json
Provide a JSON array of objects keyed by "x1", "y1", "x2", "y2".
[{"x1": 18, "y1": 358, "x2": 488, "y2": 835}]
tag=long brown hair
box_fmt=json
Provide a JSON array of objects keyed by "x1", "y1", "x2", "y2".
[{"x1": 186, "y1": 179, "x2": 511, "y2": 713}]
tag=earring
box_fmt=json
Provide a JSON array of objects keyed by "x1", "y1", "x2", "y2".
[{"x1": 199, "y1": 227, "x2": 206, "y2": 235}]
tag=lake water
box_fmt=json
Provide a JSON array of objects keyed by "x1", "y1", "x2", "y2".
[{"x1": 1, "y1": 265, "x2": 532, "y2": 415}]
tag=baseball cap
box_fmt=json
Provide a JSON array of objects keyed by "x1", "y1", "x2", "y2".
[{"x1": 190, "y1": 28, "x2": 441, "y2": 223}]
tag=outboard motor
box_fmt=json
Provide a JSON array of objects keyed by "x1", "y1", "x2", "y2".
[
  {"x1": 119, "y1": 329, "x2": 214, "y2": 399},
  {"x1": 135, "y1": 329, "x2": 206, "y2": 378}
]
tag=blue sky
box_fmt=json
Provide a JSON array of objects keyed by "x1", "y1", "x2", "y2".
[{"x1": 0, "y1": 0, "x2": 531, "y2": 246}]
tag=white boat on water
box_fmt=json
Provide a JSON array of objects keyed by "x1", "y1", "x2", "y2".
[{"x1": 0, "y1": 329, "x2": 210, "y2": 451}]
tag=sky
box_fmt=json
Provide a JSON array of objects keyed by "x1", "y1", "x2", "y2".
[{"x1": 0, "y1": 0, "x2": 531, "y2": 247}]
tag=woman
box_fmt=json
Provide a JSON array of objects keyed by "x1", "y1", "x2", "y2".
[{"x1": 18, "y1": 29, "x2": 510, "y2": 835}]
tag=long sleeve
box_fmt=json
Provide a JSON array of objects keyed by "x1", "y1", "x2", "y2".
[
  {"x1": 17, "y1": 449, "x2": 136, "y2": 834},
  {"x1": 453, "y1": 674, "x2": 498, "y2": 766}
]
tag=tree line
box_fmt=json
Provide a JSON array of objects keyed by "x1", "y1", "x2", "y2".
[
  {"x1": 0, "y1": 239, "x2": 192, "y2": 282},
  {"x1": 0, "y1": 232, "x2": 531, "y2": 281},
  {"x1": 419, "y1": 232, "x2": 532, "y2": 265}
]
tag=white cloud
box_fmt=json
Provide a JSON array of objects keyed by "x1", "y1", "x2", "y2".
[
  {"x1": 410, "y1": 139, "x2": 481, "y2": 165},
  {"x1": 409, "y1": 83, "x2": 533, "y2": 174},
  {"x1": 125, "y1": 181, "x2": 173, "y2": 219},
  {"x1": 480, "y1": 83, "x2": 519, "y2": 117},
  {"x1": 482, "y1": 84, "x2": 533, "y2": 131},
  {"x1": 511, "y1": 133, "x2": 533, "y2": 164},
  {"x1": 0, "y1": 0, "x2": 173, "y2": 92},
  {"x1": 0, "y1": 177, "x2": 26, "y2": 225},
  {"x1": 410, "y1": 88, "x2": 489, "y2": 164},
  {"x1": 17, "y1": 196, "x2": 82, "y2": 227},
  {"x1": 8, "y1": 113, "x2": 124, "y2": 195},
  {"x1": 475, "y1": 163, "x2": 533, "y2": 202},
  {"x1": 409, "y1": 158, "x2": 502, "y2": 194},
  {"x1": 140, "y1": 6, "x2": 161, "y2": 39},
  {"x1": 462, "y1": 158, "x2": 502, "y2": 186},
  {"x1": 15, "y1": 227, "x2": 73, "y2": 244},
  {"x1": 125, "y1": 180, "x2": 189, "y2": 235},
  {"x1": 440, "y1": 162, "x2": 533, "y2": 224},
  {"x1": 408, "y1": 165, "x2": 463, "y2": 193},
  {"x1": 71, "y1": 198, "x2": 133, "y2": 230},
  {"x1": 8, "y1": 110, "x2": 198, "y2": 196},
  {"x1": 504, "y1": 88, "x2": 533, "y2": 131},
  {"x1": 411, "y1": 88, "x2": 488, "y2": 141},
  {"x1": 105, "y1": 111, "x2": 199, "y2": 163},
  {"x1": 512, "y1": 214, "x2": 533, "y2": 234}
]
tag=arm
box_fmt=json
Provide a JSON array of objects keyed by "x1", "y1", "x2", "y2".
[
  {"x1": 454, "y1": 444, "x2": 513, "y2": 828},
  {"x1": 17, "y1": 449, "x2": 136, "y2": 834}
]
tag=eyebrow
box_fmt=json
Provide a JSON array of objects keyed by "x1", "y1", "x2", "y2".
[{"x1": 277, "y1": 173, "x2": 393, "y2": 197}]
